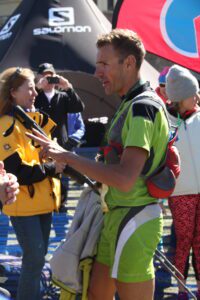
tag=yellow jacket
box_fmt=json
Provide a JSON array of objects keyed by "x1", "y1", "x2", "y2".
[{"x1": 0, "y1": 111, "x2": 61, "y2": 216}]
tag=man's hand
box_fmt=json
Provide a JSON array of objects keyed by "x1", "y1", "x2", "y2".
[
  {"x1": 36, "y1": 74, "x2": 73, "y2": 91},
  {"x1": 26, "y1": 129, "x2": 69, "y2": 163},
  {"x1": 55, "y1": 161, "x2": 66, "y2": 174},
  {"x1": 36, "y1": 76, "x2": 50, "y2": 90},
  {"x1": 57, "y1": 75, "x2": 73, "y2": 90}
]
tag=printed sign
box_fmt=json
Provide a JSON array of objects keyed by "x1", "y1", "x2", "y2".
[
  {"x1": 113, "y1": 0, "x2": 200, "y2": 72},
  {"x1": 0, "y1": 14, "x2": 20, "y2": 40},
  {"x1": 33, "y1": 6, "x2": 91, "y2": 35}
]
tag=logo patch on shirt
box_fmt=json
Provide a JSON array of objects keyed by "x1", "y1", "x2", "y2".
[{"x1": 3, "y1": 144, "x2": 11, "y2": 150}]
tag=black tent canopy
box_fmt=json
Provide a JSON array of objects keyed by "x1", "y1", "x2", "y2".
[
  {"x1": 0, "y1": 0, "x2": 112, "y2": 73},
  {"x1": 0, "y1": 0, "x2": 158, "y2": 120}
]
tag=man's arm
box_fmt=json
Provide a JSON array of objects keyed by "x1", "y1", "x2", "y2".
[
  {"x1": 56, "y1": 75, "x2": 85, "y2": 113},
  {"x1": 26, "y1": 130, "x2": 148, "y2": 192},
  {"x1": 63, "y1": 88, "x2": 85, "y2": 113},
  {"x1": 63, "y1": 146, "x2": 148, "y2": 192}
]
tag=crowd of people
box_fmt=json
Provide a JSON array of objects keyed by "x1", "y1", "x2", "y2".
[{"x1": 0, "y1": 27, "x2": 199, "y2": 300}]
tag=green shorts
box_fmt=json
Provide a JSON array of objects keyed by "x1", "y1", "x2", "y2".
[{"x1": 96, "y1": 203, "x2": 163, "y2": 283}]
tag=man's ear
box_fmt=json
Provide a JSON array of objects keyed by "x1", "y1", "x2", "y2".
[{"x1": 124, "y1": 55, "x2": 136, "y2": 70}]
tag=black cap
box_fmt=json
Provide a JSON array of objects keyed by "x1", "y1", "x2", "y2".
[{"x1": 37, "y1": 63, "x2": 55, "y2": 74}]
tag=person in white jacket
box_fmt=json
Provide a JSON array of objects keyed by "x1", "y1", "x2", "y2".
[{"x1": 166, "y1": 65, "x2": 200, "y2": 300}]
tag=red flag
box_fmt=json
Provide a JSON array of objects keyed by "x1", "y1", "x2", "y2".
[{"x1": 113, "y1": 0, "x2": 200, "y2": 73}]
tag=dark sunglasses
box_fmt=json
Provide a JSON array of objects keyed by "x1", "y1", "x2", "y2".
[{"x1": 159, "y1": 83, "x2": 166, "y2": 88}]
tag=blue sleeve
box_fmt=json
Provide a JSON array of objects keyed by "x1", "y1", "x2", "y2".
[{"x1": 68, "y1": 113, "x2": 85, "y2": 141}]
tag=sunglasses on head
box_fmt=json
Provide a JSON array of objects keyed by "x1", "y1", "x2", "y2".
[
  {"x1": 159, "y1": 83, "x2": 166, "y2": 87},
  {"x1": 11, "y1": 67, "x2": 22, "y2": 80}
]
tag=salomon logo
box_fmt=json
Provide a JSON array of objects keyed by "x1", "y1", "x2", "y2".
[
  {"x1": 48, "y1": 7, "x2": 74, "y2": 26},
  {"x1": 33, "y1": 6, "x2": 91, "y2": 35},
  {"x1": 0, "y1": 14, "x2": 20, "y2": 40}
]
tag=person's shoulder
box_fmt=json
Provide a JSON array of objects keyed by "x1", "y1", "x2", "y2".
[
  {"x1": 0, "y1": 115, "x2": 14, "y2": 129},
  {"x1": 0, "y1": 116, "x2": 25, "y2": 141},
  {"x1": 190, "y1": 109, "x2": 200, "y2": 121},
  {"x1": 131, "y1": 94, "x2": 162, "y2": 122},
  {"x1": 0, "y1": 114, "x2": 12, "y2": 121},
  {"x1": 34, "y1": 90, "x2": 45, "y2": 103}
]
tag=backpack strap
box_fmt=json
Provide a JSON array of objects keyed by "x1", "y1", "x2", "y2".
[
  {"x1": 134, "y1": 95, "x2": 179, "y2": 146},
  {"x1": 131, "y1": 93, "x2": 174, "y2": 178},
  {"x1": 125, "y1": 88, "x2": 179, "y2": 180},
  {"x1": 132, "y1": 92, "x2": 171, "y2": 129}
]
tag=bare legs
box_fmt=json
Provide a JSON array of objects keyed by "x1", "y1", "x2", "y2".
[
  {"x1": 88, "y1": 261, "x2": 155, "y2": 300},
  {"x1": 88, "y1": 262, "x2": 116, "y2": 300}
]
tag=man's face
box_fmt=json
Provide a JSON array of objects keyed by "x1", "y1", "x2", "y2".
[
  {"x1": 159, "y1": 84, "x2": 168, "y2": 99},
  {"x1": 95, "y1": 44, "x2": 127, "y2": 96},
  {"x1": 179, "y1": 94, "x2": 200, "y2": 112},
  {"x1": 37, "y1": 71, "x2": 56, "y2": 92}
]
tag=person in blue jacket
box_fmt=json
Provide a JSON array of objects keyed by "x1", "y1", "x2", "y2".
[
  {"x1": 66, "y1": 112, "x2": 85, "y2": 150},
  {"x1": 59, "y1": 112, "x2": 85, "y2": 211}
]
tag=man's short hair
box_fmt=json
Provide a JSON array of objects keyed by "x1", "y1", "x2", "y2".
[{"x1": 96, "y1": 29, "x2": 146, "y2": 69}]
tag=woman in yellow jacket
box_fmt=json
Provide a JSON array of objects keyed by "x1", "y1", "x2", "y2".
[{"x1": 0, "y1": 67, "x2": 64, "y2": 300}]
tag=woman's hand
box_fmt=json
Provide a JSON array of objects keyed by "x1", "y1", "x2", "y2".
[
  {"x1": 5, "y1": 173, "x2": 19, "y2": 205},
  {"x1": 0, "y1": 161, "x2": 19, "y2": 205},
  {"x1": 0, "y1": 161, "x2": 6, "y2": 176},
  {"x1": 26, "y1": 129, "x2": 68, "y2": 163}
]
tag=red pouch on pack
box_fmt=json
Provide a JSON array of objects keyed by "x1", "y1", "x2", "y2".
[{"x1": 146, "y1": 129, "x2": 180, "y2": 198}]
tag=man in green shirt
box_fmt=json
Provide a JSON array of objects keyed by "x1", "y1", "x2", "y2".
[{"x1": 27, "y1": 29, "x2": 168, "y2": 300}]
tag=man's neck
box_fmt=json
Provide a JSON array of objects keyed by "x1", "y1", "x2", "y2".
[
  {"x1": 122, "y1": 77, "x2": 144, "y2": 99},
  {"x1": 44, "y1": 89, "x2": 55, "y2": 102},
  {"x1": 43, "y1": 86, "x2": 55, "y2": 93},
  {"x1": 119, "y1": 73, "x2": 141, "y2": 97}
]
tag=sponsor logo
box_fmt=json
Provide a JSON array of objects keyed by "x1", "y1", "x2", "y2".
[
  {"x1": 33, "y1": 7, "x2": 91, "y2": 36},
  {"x1": 48, "y1": 7, "x2": 74, "y2": 26},
  {"x1": 0, "y1": 14, "x2": 20, "y2": 41}
]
